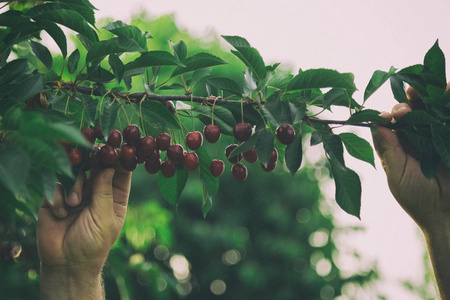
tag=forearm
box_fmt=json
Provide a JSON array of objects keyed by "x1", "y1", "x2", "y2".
[
  {"x1": 40, "y1": 265, "x2": 104, "y2": 300},
  {"x1": 422, "y1": 220, "x2": 450, "y2": 300}
]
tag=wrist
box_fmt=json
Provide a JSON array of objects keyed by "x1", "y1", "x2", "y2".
[{"x1": 40, "y1": 264, "x2": 104, "y2": 300}]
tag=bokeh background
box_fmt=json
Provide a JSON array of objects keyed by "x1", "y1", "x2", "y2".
[{"x1": 2, "y1": 0, "x2": 449, "y2": 299}]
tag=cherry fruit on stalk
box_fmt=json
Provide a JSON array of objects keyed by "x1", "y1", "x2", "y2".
[
  {"x1": 101, "y1": 145, "x2": 118, "y2": 167},
  {"x1": 243, "y1": 147, "x2": 258, "y2": 163},
  {"x1": 183, "y1": 152, "x2": 199, "y2": 171},
  {"x1": 156, "y1": 133, "x2": 171, "y2": 151},
  {"x1": 231, "y1": 163, "x2": 247, "y2": 181},
  {"x1": 120, "y1": 157, "x2": 138, "y2": 172},
  {"x1": 81, "y1": 128, "x2": 96, "y2": 144},
  {"x1": 145, "y1": 157, "x2": 161, "y2": 174},
  {"x1": 203, "y1": 125, "x2": 221, "y2": 143},
  {"x1": 276, "y1": 124, "x2": 295, "y2": 145},
  {"x1": 68, "y1": 148, "x2": 83, "y2": 166},
  {"x1": 138, "y1": 136, "x2": 156, "y2": 156},
  {"x1": 161, "y1": 160, "x2": 176, "y2": 178},
  {"x1": 225, "y1": 144, "x2": 242, "y2": 164},
  {"x1": 123, "y1": 124, "x2": 141, "y2": 146},
  {"x1": 210, "y1": 159, "x2": 225, "y2": 177},
  {"x1": 93, "y1": 124, "x2": 104, "y2": 140},
  {"x1": 233, "y1": 122, "x2": 252, "y2": 142},
  {"x1": 186, "y1": 131, "x2": 203, "y2": 150},
  {"x1": 120, "y1": 144, "x2": 136, "y2": 161},
  {"x1": 107, "y1": 129, "x2": 122, "y2": 148},
  {"x1": 167, "y1": 144, "x2": 184, "y2": 164}
]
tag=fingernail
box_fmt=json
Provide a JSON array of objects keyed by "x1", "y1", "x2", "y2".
[
  {"x1": 57, "y1": 207, "x2": 67, "y2": 218},
  {"x1": 67, "y1": 192, "x2": 79, "y2": 207},
  {"x1": 104, "y1": 169, "x2": 115, "y2": 184},
  {"x1": 395, "y1": 105, "x2": 409, "y2": 114}
]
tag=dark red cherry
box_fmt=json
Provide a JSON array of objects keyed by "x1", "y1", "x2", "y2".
[
  {"x1": 276, "y1": 124, "x2": 295, "y2": 145},
  {"x1": 145, "y1": 157, "x2": 161, "y2": 174},
  {"x1": 81, "y1": 128, "x2": 96, "y2": 144},
  {"x1": 68, "y1": 148, "x2": 82, "y2": 166},
  {"x1": 183, "y1": 152, "x2": 199, "y2": 171},
  {"x1": 120, "y1": 156, "x2": 138, "y2": 172},
  {"x1": 233, "y1": 122, "x2": 252, "y2": 142},
  {"x1": 260, "y1": 161, "x2": 277, "y2": 172},
  {"x1": 243, "y1": 147, "x2": 258, "y2": 164},
  {"x1": 225, "y1": 144, "x2": 242, "y2": 164},
  {"x1": 93, "y1": 125, "x2": 104, "y2": 140},
  {"x1": 210, "y1": 159, "x2": 225, "y2": 177},
  {"x1": 231, "y1": 163, "x2": 247, "y2": 181},
  {"x1": 167, "y1": 144, "x2": 184, "y2": 164},
  {"x1": 156, "y1": 133, "x2": 171, "y2": 151},
  {"x1": 186, "y1": 131, "x2": 203, "y2": 150},
  {"x1": 123, "y1": 124, "x2": 141, "y2": 146},
  {"x1": 120, "y1": 144, "x2": 136, "y2": 161},
  {"x1": 161, "y1": 160, "x2": 176, "y2": 178},
  {"x1": 203, "y1": 125, "x2": 221, "y2": 143},
  {"x1": 107, "y1": 129, "x2": 122, "y2": 148},
  {"x1": 101, "y1": 145, "x2": 118, "y2": 167},
  {"x1": 137, "y1": 136, "x2": 156, "y2": 156}
]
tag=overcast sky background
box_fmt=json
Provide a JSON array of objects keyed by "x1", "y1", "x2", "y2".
[{"x1": 93, "y1": 1, "x2": 450, "y2": 298}]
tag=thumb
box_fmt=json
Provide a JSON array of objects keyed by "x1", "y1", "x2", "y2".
[
  {"x1": 372, "y1": 126, "x2": 407, "y2": 185},
  {"x1": 90, "y1": 168, "x2": 115, "y2": 219}
]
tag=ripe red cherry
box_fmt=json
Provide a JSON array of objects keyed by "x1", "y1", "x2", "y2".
[
  {"x1": 68, "y1": 148, "x2": 83, "y2": 166},
  {"x1": 85, "y1": 146, "x2": 101, "y2": 170},
  {"x1": 123, "y1": 124, "x2": 141, "y2": 146},
  {"x1": 186, "y1": 131, "x2": 203, "y2": 150},
  {"x1": 107, "y1": 129, "x2": 122, "y2": 148},
  {"x1": 243, "y1": 147, "x2": 258, "y2": 163},
  {"x1": 183, "y1": 152, "x2": 199, "y2": 171},
  {"x1": 137, "y1": 136, "x2": 156, "y2": 156},
  {"x1": 120, "y1": 144, "x2": 136, "y2": 161},
  {"x1": 100, "y1": 145, "x2": 118, "y2": 167},
  {"x1": 59, "y1": 140, "x2": 71, "y2": 151},
  {"x1": 81, "y1": 128, "x2": 96, "y2": 144},
  {"x1": 156, "y1": 133, "x2": 171, "y2": 151},
  {"x1": 231, "y1": 163, "x2": 247, "y2": 181},
  {"x1": 276, "y1": 124, "x2": 295, "y2": 145},
  {"x1": 233, "y1": 122, "x2": 252, "y2": 142},
  {"x1": 161, "y1": 160, "x2": 176, "y2": 178},
  {"x1": 269, "y1": 148, "x2": 278, "y2": 165},
  {"x1": 145, "y1": 157, "x2": 161, "y2": 174},
  {"x1": 93, "y1": 124, "x2": 104, "y2": 140},
  {"x1": 225, "y1": 144, "x2": 242, "y2": 164},
  {"x1": 203, "y1": 125, "x2": 221, "y2": 143},
  {"x1": 210, "y1": 159, "x2": 225, "y2": 177},
  {"x1": 120, "y1": 156, "x2": 137, "y2": 172},
  {"x1": 260, "y1": 161, "x2": 276, "y2": 172},
  {"x1": 167, "y1": 144, "x2": 184, "y2": 164}
]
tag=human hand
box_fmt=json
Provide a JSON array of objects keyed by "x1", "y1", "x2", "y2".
[{"x1": 372, "y1": 85, "x2": 450, "y2": 233}]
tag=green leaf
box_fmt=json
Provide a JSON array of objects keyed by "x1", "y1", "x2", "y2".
[
  {"x1": 189, "y1": 68, "x2": 211, "y2": 88},
  {"x1": 345, "y1": 109, "x2": 385, "y2": 124},
  {"x1": 431, "y1": 123, "x2": 450, "y2": 168},
  {"x1": 140, "y1": 101, "x2": 181, "y2": 130},
  {"x1": 424, "y1": 40, "x2": 446, "y2": 87},
  {"x1": 287, "y1": 69, "x2": 356, "y2": 92},
  {"x1": 104, "y1": 21, "x2": 147, "y2": 51},
  {"x1": 255, "y1": 129, "x2": 275, "y2": 166},
  {"x1": 202, "y1": 185, "x2": 213, "y2": 218},
  {"x1": 229, "y1": 134, "x2": 257, "y2": 158},
  {"x1": 101, "y1": 102, "x2": 121, "y2": 138},
  {"x1": 171, "y1": 53, "x2": 227, "y2": 78},
  {"x1": 221, "y1": 35, "x2": 251, "y2": 48},
  {"x1": 125, "y1": 51, "x2": 184, "y2": 71},
  {"x1": 364, "y1": 66, "x2": 396, "y2": 101},
  {"x1": 207, "y1": 77, "x2": 243, "y2": 96},
  {"x1": 339, "y1": 132, "x2": 375, "y2": 167},
  {"x1": 67, "y1": 49, "x2": 80, "y2": 74},
  {"x1": 288, "y1": 101, "x2": 306, "y2": 124},
  {"x1": 396, "y1": 110, "x2": 439, "y2": 125},
  {"x1": 30, "y1": 40, "x2": 52, "y2": 69},
  {"x1": 0, "y1": 10, "x2": 26, "y2": 26},
  {"x1": 193, "y1": 105, "x2": 234, "y2": 135},
  {"x1": 231, "y1": 47, "x2": 266, "y2": 82},
  {"x1": 109, "y1": 54, "x2": 124, "y2": 84},
  {"x1": 329, "y1": 159, "x2": 361, "y2": 219},
  {"x1": 390, "y1": 76, "x2": 408, "y2": 103},
  {"x1": 420, "y1": 148, "x2": 441, "y2": 181},
  {"x1": 172, "y1": 40, "x2": 187, "y2": 61},
  {"x1": 12, "y1": 74, "x2": 44, "y2": 103},
  {"x1": 35, "y1": 20, "x2": 67, "y2": 58},
  {"x1": 197, "y1": 146, "x2": 219, "y2": 196},
  {"x1": 87, "y1": 66, "x2": 115, "y2": 83},
  {"x1": 158, "y1": 166, "x2": 189, "y2": 206},
  {"x1": 83, "y1": 97, "x2": 98, "y2": 126},
  {"x1": 285, "y1": 134, "x2": 303, "y2": 176},
  {"x1": 86, "y1": 37, "x2": 145, "y2": 64},
  {"x1": 0, "y1": 146, "x2": 30, "y2": 197},
  {"x1": 321, "y1": 132, "x2": 345, "y2": 169}
]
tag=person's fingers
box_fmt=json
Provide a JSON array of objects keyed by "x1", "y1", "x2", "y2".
[
  {"x1": 378, "y1": 111, "x2": 392, "y2": 125},
  {"x1": 112, "y1": 167, "x2": 132, "y2": 207},
  {"x1": 391, "y1": 103, "x2": 412, "y2": 121},
  {"x1": 90, "y1": 168, "x2": 116, "y2": 218},
  {"x1": 41, "y1": 183, "x2": 68, "y2": 218},
  {"x1": 66, "y1": 172, "x2": 86, "y2": 207}
]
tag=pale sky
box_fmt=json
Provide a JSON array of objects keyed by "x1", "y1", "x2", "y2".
[{"x1": 94, "y1": 1, "x2": 450, "y2": 298}]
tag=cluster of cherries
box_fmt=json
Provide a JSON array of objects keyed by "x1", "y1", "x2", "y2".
[{"x1": 66, "y1": 121, "x2": 296, "y2": 181}]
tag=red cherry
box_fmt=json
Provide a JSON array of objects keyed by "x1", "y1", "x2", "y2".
[
  {"x1": 58, "y1": 140, "x2": 71, "y2": 151},
  {"x1": 93, "y1": 124, "x2": 104, "y2": 140},
  {"x1": 243, "y1": 147, "x2": 258, "y2": 163},
  {"x1": 276, "y1": 124, "x2": 295, "y2": 145},
  {"x1": 183, "y1": 152, "x2": 199, "y2": 171},
  {"x1": 156, "y1": 133, "x2": 171, "y2": 151},
  {"x1": 209, "y1": 159, "x2": 225, "y2": 177},
  {"x1": 68, "y1": 148, "x2": 83, "y2": 166},
  {"x1": 260, "y1": 161, "x2": 277, "y2": 172},
  {"x1": 137, "y1": 136, "x2": 156, "y2": 156},
  {"x1": 231, "y1": 163, "x2": 247, "y2": 181},
  {"x1": 120, "y1": 144, "x2": 136, "y2": 161},
  {"x1": 269, "y1": 148, "x2": 278, "y2": 165},
  {"x1": 123, "y1": 124, "x2": 141, "y2": 146},
  {"x1": 145, "y1": 157, "x2": 161, "y2": 174},
  {"x1": 101, "y1": 145, "x2": 118, "y2": 167},
  {"x1": 167, "y1": 144, "x2": 184, "y2": 164},
  {"x1": 107, "y1": 129, "x2": 122, "y2": 148},
  {"x1": 203, "y1": 125, "x2": 221, "y2": 143},
  {"x1": 81, "y1": 128, "x2": 96, "y2": 144},
  {"x1": 120, "y1": 156, "x2": 137, "y2": 172},
  {"x1": 233, "y1": 122, "x2": 252, "y2": 142},
  {"x1": 85, "y1": 146, "x2": 101, "y2": 170},
  {"x1": 186, "y1": 131, "x2": 203, "y2": 150},
  {"x1": 225, "y1": 144, "x2": 242, "y2": 164},
  {"x1": 161, "y1": 160, "x2": 176, "y2": 178}
]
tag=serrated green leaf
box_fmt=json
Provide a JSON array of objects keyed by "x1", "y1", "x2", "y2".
[
  {"x1": 30, "y1": 40, "x2": 52, "y2": 69},
  {"x1": 193, "y1": 105, "x2": 234, "y2": 135},
  {"x1": 364, "y1": 66, "x2": 396, "y2": 101},
  {"x1": 345, "y1": 109, "x2": 385, "y2": 124},
  {"x1": 339, "y1": 132, "x2": 375, "y2": 167},
  {"x1": 83, "y1": 97, "x2": 98, "y2": 126},
  {"x1": 207, "y1": 77, "x2": 243, "y2": 96},
  {"x1": 221, "y1": 35, "x2": 251, "y2": 48},
  {"x1": 202, "y1": 185, "x2": 213, "y2": 218},
  {"x1": 12, "y1": 74, "x2": 44, "y2": 103},
  {"x1": 67, "y1": 49, "x2": 80, "y2": 74},
  {"x1": 189, "y1": 68, "x2": 211, "y2": 88},
  {"x1": 173, "y1": 40, "x2": 187, "y2": 61},
  {"x1": 87, "y1": 66, "x2": 115, "y2": 83},
  {"x1": 287, "y1": 69, "x2": 356, "y2": 92},
  {"x1": 125, "y1": 51, "x2": 184, "y2": 71},
  {"x1": 101, "y1": 102, "x2": 121, "y2": 138},
  {"x1": 171, "y1": 53, "x2": 227, "y2": 78},
  {"x1": 231, "y1": 47, "x2": 266, "y2": 81},
  {"x1": 104, "y1": 21, "x2": 147, "y2": 51},
  {"x1": 109, "y1": 54, "x2": 124, "y2": 84},
  {"x1": 310, "y1": 131, "x2": 322, "y2": 146},
  {"x1": 390, "y1": 75, "x2": 408, "y2": 103},
  {"x1": 396, "y1": 110, "x2": 439, "y2": 125},
  {"x1": 197, "y1": 146, "x2": 219, "y2": 196},
  {"x1": 158, "y1": 166, "x2": 189, "y2": 206},
  {"x1": 329, "y1": 159, "x2": 361, "y2": 219},
  {"x1": 141, "y1": 101, "x2": 180, "y2": 130},
  {"x1": 86, "y1": 37, "x2": 145, "y2": 64},
  {"x1": 0, "y1": 10, "x2": 25, "y2": 26},
  {"x1": 35, "y1": 20, "x2": 67, "y2": 57},
  {"x1": 424, "y1": 40, "x2": 446, "y2": 87},
  {"x1": 255, "y1": 129, "x2": 275, "y2": 166},
  {"x1": 285, "y1": 133, "x2": 302, "y2": 176},
  {"x1": 431, "y1": 123, "x2": 450, "y2": 168},
  {"x1": 321, "y1": 132, "x2": 345, "y2": 169}
]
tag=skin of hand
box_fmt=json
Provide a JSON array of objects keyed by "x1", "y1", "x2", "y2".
[{"x1": 36, "y1": 164, "x2": 132, "y2": 299}]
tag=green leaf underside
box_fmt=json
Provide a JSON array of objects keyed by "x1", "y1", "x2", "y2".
[
  {"x1": 287, "y1": 69, "x2": 356, "y2": 92},
  {"x1": 158, "y1": 166, "x2": 189, "y2": 206},
  {"x1": 285, "y1": 134, "x2": 303, "y2": 176},
  {"x1": 345, "y1": 109, "x2": 385, "y2": 124},
  {"x1": 339, "y1": 132, "x2": 375, "y2": 167},
  {"x1": 171, "y1": 52, "x2": 227, "y2": 78},
  {"x1": 255, "y1": 129, "x2": 275, "y2": 166},
  {"x1": 140, "y1": 101, "x2": 181, "y2": 130}
]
